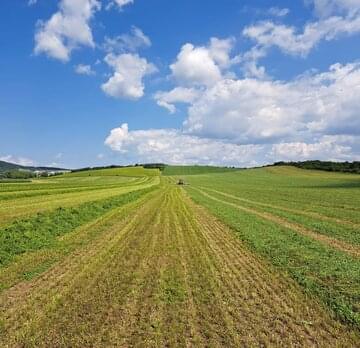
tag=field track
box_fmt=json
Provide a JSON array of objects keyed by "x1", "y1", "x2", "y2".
[{"x1": 0, "y1": 183, "x2": 357, "y2": 347}]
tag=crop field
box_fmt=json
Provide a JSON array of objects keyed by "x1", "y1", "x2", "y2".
[
  {"x1": 162, "y1": 165, "x2": 238, "y2": 176},
  {"x1": 0, "y1": 166, "x2": 359, "y2": 346}
]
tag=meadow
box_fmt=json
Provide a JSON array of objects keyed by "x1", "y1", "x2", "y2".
[
  {"x1": 181, "y1": 166, "x2": 360, "y2": 326},
  {"x1": 0, "y1": 165, "x2": 359, "y2": 346}
]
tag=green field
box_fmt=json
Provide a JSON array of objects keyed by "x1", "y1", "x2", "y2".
[
  {"x1": 0, "y1": 166, "x2": 359, "y2": 346},
  {"x1": 182, "y1": 166, "x2": 360, "y2": 326},
  {"x1": 65, "y1": 166, "x2": 160, "y2": 177},
  {"x1": 163, "y1": 165, "x2": 239, "y2": 176}
]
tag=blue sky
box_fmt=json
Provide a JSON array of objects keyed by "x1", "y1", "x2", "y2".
[{"x1": 1, "y1": 0, "x2": 360, "y2": 168}]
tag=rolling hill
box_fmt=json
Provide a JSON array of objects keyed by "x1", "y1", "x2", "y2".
[{"x1": 0, "y1": 160, "x2": 67, "y2": 173}]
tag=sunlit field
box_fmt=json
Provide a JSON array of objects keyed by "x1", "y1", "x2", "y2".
[{"x1": 0, "y1": 166, "x2": 359, "y2": 346}]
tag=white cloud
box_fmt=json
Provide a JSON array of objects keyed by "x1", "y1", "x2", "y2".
[
  {"x1": 170, "y1": 43, "x2": 221, "y2": 86},
  {"x1": 270, "y1": 135, "x2": 359, "y2": 161},
  {"x1": 104, "y1": 57, "x2": 360, "y2": 166},
  {"x1": 75, "y1": 64, "x2": 95, "y2": 75},
  {"x1": 154, "y1": 87, "x2": 201, "y2": 113},
  {"x1": 102, "y1": 53, "x2": 156, "y2": 99},
  {"x1": 243, "y1": 12, "x2": 360, "y2": 57},
  {"x1": 170, "y1": 38, "x2": 235, "y2": 87},
  {"x1": 105, "y1": 124, "x2": 360, "y2": 166},
  {"x1": 28, "y1": 0, "x2": 38, "y2": 6},
  {"x1": 0, "y1": 155, "x2": 35, "y2": 167},
  {"x1": 268, "y1": 7, "x2": 290, "y2": 17},
  {"x1": 104, "y1": 124, "x2": 360, "y2": 166},
  {"x1": 104, "y1": 124, "x2": 263, "y2": 166},
  {"x1": 111, "y1": 0, "x2": 134, "y2": 9},
  {"x1": 34, "y1": 0, "x2": 101, "y2": 62},
  {"x1": 183, "y1": 62, "x2": 360, "y2": 144},
  {"x1": 309, "y1": 0, "x2": 360, "y2": 17},
  {"x1": 239, "y1": 46, "x2": 268, "y2": 79},
  {"x1": 208, "y1": 37, "x2": 235, "y2": 68},
  {"x1": 104, "y1": 26, "x2": 151, "y2": 53}
]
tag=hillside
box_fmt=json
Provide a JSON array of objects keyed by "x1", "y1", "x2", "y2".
[
  {"x1": 0, "y1": 160, "x2": 66, "y2": 173},
  {"x1": 273, "y1": 160, "x2": 360, "y2": 174},
  {"x1": 163, "y1": 165, "x2": 240, "y2": 176},
  {"x1": 64, "y1": 166, "x2": 160, "y2": 177}
]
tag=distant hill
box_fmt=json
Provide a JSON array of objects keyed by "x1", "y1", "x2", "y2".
[
  {"x1": 65, "y1": 166, "x2": 160, "y2": 177},
  {"x1": 0, "y1": 160, "x2": 67, "y2": 173},
  {"x1": 273, "y1": 160, "x2": 360, "y2": 174}
]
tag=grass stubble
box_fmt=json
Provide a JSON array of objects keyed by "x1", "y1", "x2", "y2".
[{"x1": 0, "y1": 183, "x2": 358, "y2": 347}]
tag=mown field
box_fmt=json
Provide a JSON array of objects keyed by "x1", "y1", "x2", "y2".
[
  {"x1": 0, "y1": 165, "x2": 359, "y2": 347},
  {"x1": 162, "y1": 165, "x2": 238, "y2": 176}
]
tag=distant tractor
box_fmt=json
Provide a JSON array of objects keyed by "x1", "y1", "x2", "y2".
[{"x1": 177, "y1": 179, "x2": 186, "y2": 185}]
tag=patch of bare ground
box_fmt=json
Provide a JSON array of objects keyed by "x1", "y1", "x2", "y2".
[{"x1": 0, "y1": 185, "x2": 358, "y2": 347}]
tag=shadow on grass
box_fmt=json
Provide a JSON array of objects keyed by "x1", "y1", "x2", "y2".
[{"x1": 301, "y1": 180, "x2": 360, "y2": 189}]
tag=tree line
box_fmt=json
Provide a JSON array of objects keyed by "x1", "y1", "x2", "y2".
[{"x1": 273, "y1": 160, "x2": 360, "y2": 174}]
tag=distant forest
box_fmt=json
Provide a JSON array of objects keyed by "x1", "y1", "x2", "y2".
[
  {"x1": 274, "y1": 160, "x2": 360, "y2": 174},
  {"x1": 71, "y1": 163, "x2": 166, "y2": 173}
]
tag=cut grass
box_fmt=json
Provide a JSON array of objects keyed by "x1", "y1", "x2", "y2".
[
  {"x1": 186, "y1": 185, "x2": 360, "y2": 327},
  {"x1": 199, "y1": 186, "x2": 360, "y2": 247},
  {"x1": 162, "y1": 165, "x2": 239, "y2": 176},
  {"x1": 181, "y1": 166, "x2": 360, "y2": 224},
  {"x1": 0, "y1": 184, "x2": 357, "y2": 347},
  {"x1": 0, "y1": 186, "x2": 160, "y2": 292},
  {"x1": 0, "y1": 185, "x2": 157, "y2": 270},
  {"x1": 63, "y1": 166, "x2": 160, "y2": 177},
  {"x1": 0, "y1": 167, "x2": 358, "y2": 346},
  {"x1": 0, "y1": 176, "x2": 159, "y2": 226}
]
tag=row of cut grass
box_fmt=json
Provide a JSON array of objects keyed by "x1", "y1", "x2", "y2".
[
  {"x1": 198, "y1": 186, "x2": 360, "y2": 246},
  {"x1": 0, "y1": 186, "x2": 160, "y2": 292},
  {"x1": 162, "y1": 165, "x2": 240, "y2": 176},
  {"x1": 0, "y1": 176, "x2": 159, "y2": 226},
  {"x1": 186, "y1": 186, "x2": 360, "y2": 327},
  {"x1": 0, "y1": 185, "x2": 158, "y2": 269},
  {"x1": 0, "y1": 177, "x2": 146, "y2": 201},
  {"x1": 63, "y1": 166, "x2": 160, "y2": 177},
  {"x1": 182, "y1": 167, "x2": 360, "y2": 224}
]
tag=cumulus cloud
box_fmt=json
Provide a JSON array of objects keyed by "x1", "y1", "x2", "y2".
[
  {"x1": 103, "y1": 26, "x2": 151, "y2": 53},
  {"x1": 75, "y1": 63, "x2": 95, "y2": 75},
  {"x1": 170, "y1": 43, "x2": 221, "y2": 86},
  {"x1": 239, "y1": 46, "x2": 268, "y2": 79},
  {"x1": 0, "y1": 155, "x2": 35, "y2": 167},
  {"x1": 104, "y1": 124, "x2": 263, "y2": 166},
  {"x1": 170, "y1": 38, "x2": 235, "y2": 87},
  {"x1": 104, "y1": 62, "x2": 360, "y2": 166},
  {"x1": 184, "y1": 62, "x2": 360, "y2": 144},
  {"x1": 243, "y1": 8, "x2": 360, "y2": 57},
  {"x1": 309, "y1": 0, "x2": 360, "y2": 17},
  {"x1": 34, "y1": 0, "x2": 100, "y2": 62},
  {"x1": 270, "y1": 135, "x2": 359, "y2": 161},
  {"x1": 109, "y1": 0, "x2": 134, "y2": 10},
  {"x1": 154, "y1": 87, "x2": 201, "y2": 113},
  {"x1": 102, "y1": 53, "x2": 156, "y2": 99},
  {"x1": 267, "y1": 7, "x2": 290, "y2": 17},
  {"x1": 104, "y1": 124, "x2": 359, "y2": 166}
]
